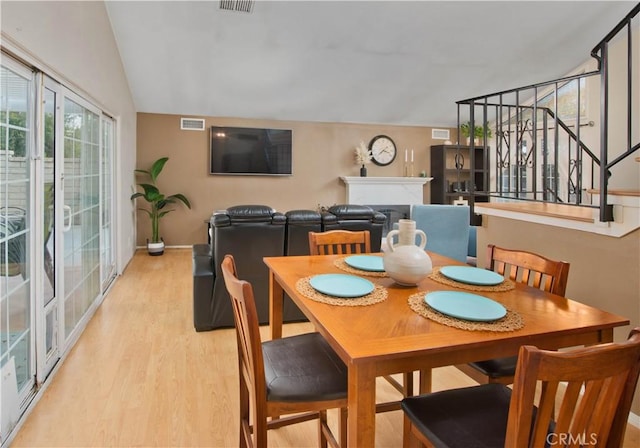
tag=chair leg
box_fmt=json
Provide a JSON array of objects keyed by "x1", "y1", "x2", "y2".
[
  {"x1": 252, "y1": 394, "x2": 268, "y2": 448},
  {"x1": 403, "y1": 416, "x2": 422, "y2": 448},
  {"x1": 239, "y1": 379, "x2": 250, "y2": 448},
  {"x1": 318, "y1": 410, "x2": 328, "y2": 448},
  {"x1": 339, "y1": 407, "x2": 347, "y2": 448},
  {"x1": 240, "y1": 420, "x2": 251, "y2": 448},
  {"x1": 253, "y1": 416, "x2": 268, "y2": 448},
  {"x1": 318, "y1": 409, "x2": 344, "y2": 448},
  {"x1": 403, "y1": 371, "x2": 414, "y2": 396}
]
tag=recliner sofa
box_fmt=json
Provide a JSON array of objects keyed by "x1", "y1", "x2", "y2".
[
  {"x1": 192, "y1": 204, "x2": 386, "y2": 331},
  {"x1": 321, "y1": 204, "x2": 386, "y2": 252}
]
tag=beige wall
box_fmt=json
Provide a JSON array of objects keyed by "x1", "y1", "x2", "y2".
[{"x1": 136, "y1": 113, "x2": 453, "y2": 246}]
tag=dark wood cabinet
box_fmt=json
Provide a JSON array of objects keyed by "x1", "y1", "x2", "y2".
[{"x1": 430, "y1": 144, "x2": 489, "y2": 225}]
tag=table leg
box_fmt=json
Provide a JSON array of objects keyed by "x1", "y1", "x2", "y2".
[
  {"x1": 269, "y1": 270, "x2": 284, "y2": 340},
  {"x1": 599, "y1": 328, "x2": 614, "y2": 343},
  {"x1": 348, "y1": 363, "x2": 376, "y2": 447}
]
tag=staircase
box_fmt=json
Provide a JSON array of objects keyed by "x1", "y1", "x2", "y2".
[{"x1": 456, "y1": 3, "x2": 639, "y2": 237}]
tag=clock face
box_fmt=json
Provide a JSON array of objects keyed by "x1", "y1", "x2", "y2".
[{"x1": 369, "y1": 135, "x2": 397, "y2": 166}]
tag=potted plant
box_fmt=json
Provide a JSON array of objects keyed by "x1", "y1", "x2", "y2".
[
  {"x1": 131, "y1": 157, "x2": 191, "y2": 255},
  {"x1": 460, "y1": 121, "x2": 492, "y2": 145}
]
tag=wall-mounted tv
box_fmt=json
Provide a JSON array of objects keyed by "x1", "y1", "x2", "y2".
[{"x1": 209, "y1": 126, "x2": 292, "y2": 176}]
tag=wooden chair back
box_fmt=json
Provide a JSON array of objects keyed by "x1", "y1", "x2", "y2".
[
  {"x1": 506, "y1": 328, "x2": 640, "y2": 447},
  {"x1": 308, "y1": 230, "x2": 371, "y2": 255},
  {"x1": 456, "y1": 246, "x2": 571, "y2": 385},
  {"x1": 487, "y1": 244, "x2": 570, "y2": 296},
  {"x1": 220, "y1": 255, "x2": 266, "y2": 420}
]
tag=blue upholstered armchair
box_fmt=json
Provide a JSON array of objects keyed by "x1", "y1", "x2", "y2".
[
  {"x1": 467, "y1": 225, "x2": 477, "y2": 266},
  {"x1": 410, "y1": 205, "x2": 470, "y2": 263}
]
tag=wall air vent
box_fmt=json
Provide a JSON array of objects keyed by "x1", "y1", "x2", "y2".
[
  {"x1": 219, "y1": 0, "x2": 254, "y2": 13},
  {"x1": 431, "y1": 129, "x2": 450, "y2": 140},
  {"x1": 180, "y1": 118, "x2": 205, "y2": 131}
]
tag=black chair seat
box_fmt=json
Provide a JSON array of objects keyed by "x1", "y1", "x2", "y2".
[
  {"x1": 469, "y1": 355, "x2": 517, "y2": 378},
  {"x1": 263, "y1": 332, "x2": 347, "y2": 402},
  {"x1": 401, "y1": 384, "x2": 511, "y2": 448}
]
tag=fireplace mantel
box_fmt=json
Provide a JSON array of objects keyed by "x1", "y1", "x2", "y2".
[{"x1": 339, "y1": 176, "x2": 432, "y2": 205}]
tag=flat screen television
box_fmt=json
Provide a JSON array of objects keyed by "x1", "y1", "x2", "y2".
[{"x1": 209, "y1": 126, "x2": 292, "y2": 176}]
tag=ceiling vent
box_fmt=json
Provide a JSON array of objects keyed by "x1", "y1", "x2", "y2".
[
  {"x1": 219, "y1": 0, "x2": 254, "y2": 13},
  {"x1": 431, "y1": 129, "x2": 450, "y2": 140},
  {"x1": 180, "y1": 118, "x2": 205, "y2": 131}
]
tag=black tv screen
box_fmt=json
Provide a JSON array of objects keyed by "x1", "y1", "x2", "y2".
[{"x1": 209, "y1": 126, "x2": 292, "y2": 176}]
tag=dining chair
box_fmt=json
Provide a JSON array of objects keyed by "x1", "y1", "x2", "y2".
[
  {"x1": 308, "y1": 229, "x2": 413, "y2": 410},
  {"x1": 487, "y1": 244, "x2": 570, "y2": 296},
  {"x1": 220, "y1": 254, "x2": 348, "y2": 448},
  {"x1": 308, "y1": 229, "x2": 371, "y2": 255},
  {"x1": 402, "y1": 327, "x2": 640, "y2": 448},
  {"x1": 456, "y1": 244, "x2": 571, "y2": 385}
]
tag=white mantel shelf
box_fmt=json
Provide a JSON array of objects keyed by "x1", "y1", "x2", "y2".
[{"x1": 339, "y1": 176, "x2": 432, "y2": 205}]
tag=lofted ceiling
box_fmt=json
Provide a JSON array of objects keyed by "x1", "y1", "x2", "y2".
[{"x1": 105, "y1": 1, "x2": 636, "y2": 127}]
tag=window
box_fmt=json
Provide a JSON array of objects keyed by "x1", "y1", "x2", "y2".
[{"x1": 537, "y1": 78, "x2": 587, "y2": 121}]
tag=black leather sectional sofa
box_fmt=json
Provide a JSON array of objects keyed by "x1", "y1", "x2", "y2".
[{"x1": 192, "y1": 204, "x2": 386, "y2": 331}]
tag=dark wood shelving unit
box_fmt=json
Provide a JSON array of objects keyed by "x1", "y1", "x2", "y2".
[{"x1": 430, "y1": 144, "x2": 489, "y2": 225}]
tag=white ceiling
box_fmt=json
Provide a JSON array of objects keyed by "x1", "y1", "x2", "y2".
[{"x1": 105, "y1": 1, "x2": 636, "y2": 127}]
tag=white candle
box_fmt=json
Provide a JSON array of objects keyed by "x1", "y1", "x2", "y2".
[
  {"x1": 405, "y1": 149, "x2": 408, "y2": 163},
  {"x1": 411, "y1": 149, "x2": 414, "y2": 162}
]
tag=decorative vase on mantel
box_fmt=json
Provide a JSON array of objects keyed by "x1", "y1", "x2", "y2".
[
  {"x1": 360, "y1": 165, "x2": 367, "y2": 177},
  {"x1": 383, "y1": 219, "x2": 432, "y2": 286}
]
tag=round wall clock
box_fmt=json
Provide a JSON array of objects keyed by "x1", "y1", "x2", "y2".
[{"x1": 369, "y1": 135, "x2": 397, "y2": 166}]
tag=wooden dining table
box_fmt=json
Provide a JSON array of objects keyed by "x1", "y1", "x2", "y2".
[{"x1": 264, "y1": 252, "x2": 630, "y2": 447}]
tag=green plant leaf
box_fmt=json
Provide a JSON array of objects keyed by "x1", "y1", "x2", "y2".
[
  {"x1": 461, "y1": 121, "x2": 492, "y2": 139},
  {"x1": 460, "y1": 122, "x2": 471, "y2": 138},
  {"x1": 149, "y1": 157, "x2": 169, "y2": 182},
  {"x1": 134, "y1": 169, "x2": 151, "y2": 177},
  {"x1": 139, "y1": 184, "x2": 162, "y2": 201},
  {"x1": 167, "y1": 193, "x2": 191, "y2": 208}
]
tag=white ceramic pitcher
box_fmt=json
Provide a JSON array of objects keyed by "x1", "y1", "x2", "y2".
[{"x1": 383, "y1": 219, "x2": 432, "y2": 286}]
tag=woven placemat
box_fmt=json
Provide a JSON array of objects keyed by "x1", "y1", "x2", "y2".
[
  {"x1": 429, "y1": 267, "x2": 515, "y2": 292},
  {"x1": 333, "y1": 257, "x2": 389, "y2": 278},
  {"x1": 295, "y1": 276, "x2": 388, "y2": 306},
  {"x1": 408, "y1": 292, "x2": 524, "y2": 332}
]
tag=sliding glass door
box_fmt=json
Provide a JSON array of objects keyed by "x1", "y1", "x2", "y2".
[
  {"x1": 39, "y1": 78, "x2": 59, "y2": 382},
  {"x1": 0, "y1": 57, "x2": 35, "y2": 442},
  {"x1": 0, "y1": 55, "x2": 117, "y2": 443},
  {"x1": 60, "y1": 92, "x2": 101, "y2": 340},
  {"x1": 100, "y1": 116, "x2": 116, "y2": 291}
]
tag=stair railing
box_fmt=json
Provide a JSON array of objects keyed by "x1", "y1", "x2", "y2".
[
  {"x1": 457, "y1": 79, "x2": 601, "y2": 208},
  {"x1": 590, "y1": 2, "x2": 640, "y2": 221},
  {"x1": 456, "y1": 2, "x2": 639, "y2": 223}
]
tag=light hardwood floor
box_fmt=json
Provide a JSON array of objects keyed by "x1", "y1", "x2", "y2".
[{"x1": 11, "y1": 249, "x2": 640, "y2": 447}]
